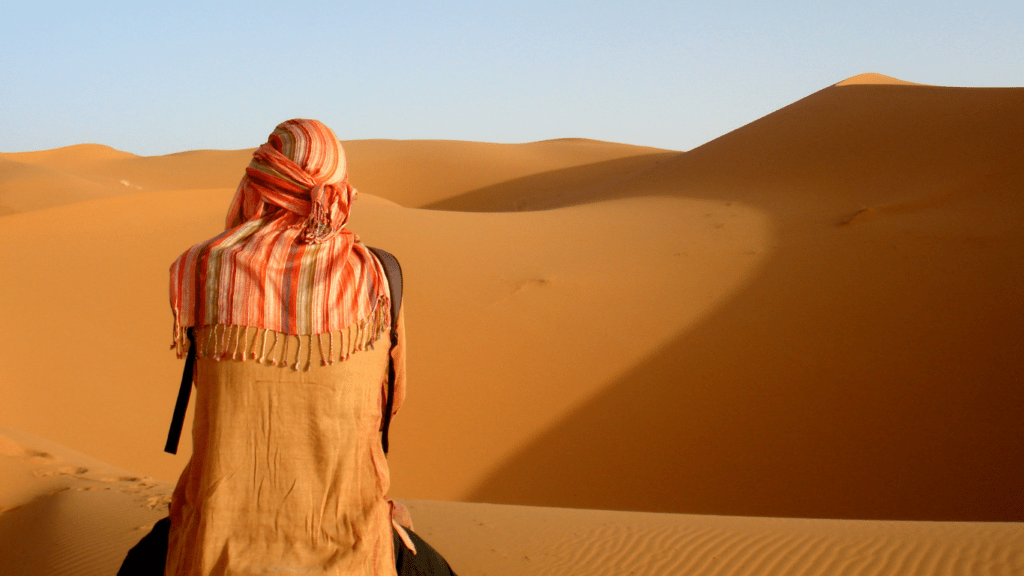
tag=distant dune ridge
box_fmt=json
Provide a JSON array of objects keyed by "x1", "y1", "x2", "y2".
[
  {"x1": 1, "y1": 74, "x2": 1023, "y2": 575},
  {"x1": 0, "y1": 138, "x2": 669, "y2": 215}
]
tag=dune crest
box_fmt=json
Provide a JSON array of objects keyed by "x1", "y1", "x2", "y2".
[
  {"x1": 836, "y1": 72, "x2": 922, "y2": 86},
  {"x1": 2, "y1": 143, "x2": 137, "y2": 167}
]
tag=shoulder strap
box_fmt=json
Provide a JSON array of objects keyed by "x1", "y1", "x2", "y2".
[
  {"x1": 368, "y1": 247, "x2": 403, "y2": 336},
  {"x1": 164, "y1": 328, "x2": 196, "y2": 454},
  {"x1": 367, "y1": 246, "x2": 403, "y2": 455}
]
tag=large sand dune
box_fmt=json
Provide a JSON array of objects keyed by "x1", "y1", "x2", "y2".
[
  {"x1": 1, "y1": 73, "x2": 1022, "y2": 574},
  {"x1": 464, "y1": 78, "x2": 1024, "y2": 521}
]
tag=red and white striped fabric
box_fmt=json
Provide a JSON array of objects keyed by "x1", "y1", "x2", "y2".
[{"x1": 169, "y1": 119, "x2": 390, "y2": 369}]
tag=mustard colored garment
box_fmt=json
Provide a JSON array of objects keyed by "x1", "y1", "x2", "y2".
[{"x1": 166, "y1": 312, "x2": 406, "y2": 576}]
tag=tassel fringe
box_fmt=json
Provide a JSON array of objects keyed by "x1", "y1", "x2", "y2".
[{"x1": 170, "y1": 298, "x2": 391, "y2": 372}]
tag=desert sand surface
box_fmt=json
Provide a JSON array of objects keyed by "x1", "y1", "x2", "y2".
[
  {"x1": 1, "y1": 73, "x2": 1022, "y2": 574},
  {"x1": 3, "y1": 429, "x2": 1021, "y2": 576}
]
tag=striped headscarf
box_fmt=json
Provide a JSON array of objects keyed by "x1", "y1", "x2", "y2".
[{"x1": 169, "y1": 119, "x2": 390, "y2": 369}]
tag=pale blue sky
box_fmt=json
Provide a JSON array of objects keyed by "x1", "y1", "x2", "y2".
[{"x1": 3, "y1": 1, "x2": 1021, "y2": 155}]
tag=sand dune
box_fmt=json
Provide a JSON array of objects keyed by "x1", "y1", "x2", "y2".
[
  {"x1": 3, "y1": 430, "x2": 1021, "y2": 576},
  {"x1": 1, "y1": 70, "x2": 1021, "y2": 569},
  {"x1": 0, "y1": 155, "x2": 136, "y2": 215},
  {"x1": 464, "y1": 79, "x2": 1024, "y2": 521},
  {"x1": 3, "y1": 143, "x2": 137, "y2": 169}
]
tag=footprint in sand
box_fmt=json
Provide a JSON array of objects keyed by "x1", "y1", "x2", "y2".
[
  {"x1": 97, "y1": 475, "x2": 140, "y2": 483},
  {"x1": 2, "y1": 434, "x2": 175, "y2": 512},
  {"x1": 62, "y1": 466, "x2": 89, "y2": 476},
  {"x1": 146, "y1": 494, "x2": 172, "y2": 511}
]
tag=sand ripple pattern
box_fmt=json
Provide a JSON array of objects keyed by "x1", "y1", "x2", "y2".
[
  {"x1": 0, "y1": 430, "x2": 174, "y2": 576},
  {"x1": 529, "y1": 519, "x2": 1023, "y2": 576},
  {"x1": 406, "y1": 501, "x2": 1024, "y2": 576}
]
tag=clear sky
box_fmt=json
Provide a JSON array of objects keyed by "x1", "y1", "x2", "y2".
[{"x1": 3, "y1": 1, "x2": 1022, "y2": 155}]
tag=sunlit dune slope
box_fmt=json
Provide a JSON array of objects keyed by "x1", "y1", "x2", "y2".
[
  {"x1": 0, "y1": 158, "x2": 126, "y2": 215},
  {"x1": 468, "y1": 79, "x2": 1024, "y2": 521},
  {"x1": 0, "y1": 145, "x2": 254, "y2": 214},
  {"x1": 0, "y1": 145, "x2": 250, "y2": 214},
  {"x1": 835, "y1": 72, "x2": 923, "y2": 86},
  {"x1": 4, "y1": 143, "x2": 137, "y2": 168}
]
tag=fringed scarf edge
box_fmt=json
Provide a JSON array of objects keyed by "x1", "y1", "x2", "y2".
[{"x1": 170, "y1": 297, "x2": 391, "y2": 372}]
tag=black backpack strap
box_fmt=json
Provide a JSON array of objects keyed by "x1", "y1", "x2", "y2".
[
  {"x1": 164, "y1": 328, "x2": 196, "y2": 455},
  {"x1": 367, "y1": 246, "x2": 403, "y2": 455}
]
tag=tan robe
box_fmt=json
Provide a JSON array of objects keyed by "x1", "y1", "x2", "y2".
[{"x1": 166, "y1": 310, "x2": 407, "y2": 576}]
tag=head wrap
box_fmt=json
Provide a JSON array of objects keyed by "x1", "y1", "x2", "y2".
[{"x1": 169, "y1": 119, "x2": 390, "y2": 369}]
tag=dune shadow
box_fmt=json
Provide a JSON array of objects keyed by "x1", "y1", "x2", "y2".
[
  {"x1": 422, "y1": 152, "x2": 680, "y2": 212},
  {"x1": 465, "y1": 240, "x2": 1023, "y2": 521},
  {"x1": 0, "y1": 490, "x2": 63, "y2": 571}
]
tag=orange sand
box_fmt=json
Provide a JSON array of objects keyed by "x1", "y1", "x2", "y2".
[{"x1": 1, "y1": 73, "x2": 1022, "y2": 574}]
